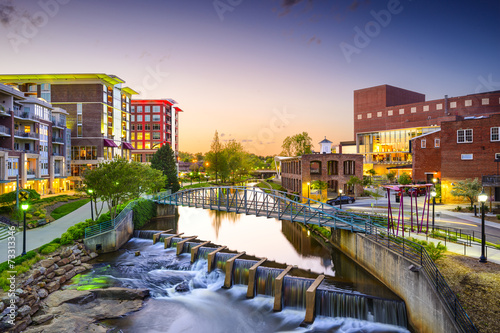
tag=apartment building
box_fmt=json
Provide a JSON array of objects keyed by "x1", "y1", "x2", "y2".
[
  {"x1": 0, "y1": 74, "x2": 138, "y2": 187},
  {"x1": 130, "y1": 99, "x2": 182, "y2": 162},
  {"x1": 0, "y1": 84, "x2": 70, "y2": 194},
  {"x1": 354, "y1": 85, "x2": 500, "y2": 175}
]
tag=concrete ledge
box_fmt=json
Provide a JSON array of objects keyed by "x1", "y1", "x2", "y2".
[
  {"x1": 304, "y1": 275, "x2": 325, "y2": 323},
  {"x1": 176, "y1": 236, "x2": 197, "y2": 255},
  {"x1": 273, "y1": 265, "x2": 293, "y2": 312},
  {"x1": 153, "y1": 229, "x2": 172, "y2": 244},
  {"x1": 223, "y1": 252, "x2": 246, "y2": 288},
  {"x1": 164, "y1": 233, "x2": 183, "y2": 249},
  {"x1": 207, "y1": 246, "x2": 227, "y2": 272},
  {"x1": 246, "y1": 258, "x2": 267, "y2": 298}
]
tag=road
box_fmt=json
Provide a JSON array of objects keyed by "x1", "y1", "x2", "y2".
[{"x1": 0, "y1": 200, "x2": 108, "y2": 263}]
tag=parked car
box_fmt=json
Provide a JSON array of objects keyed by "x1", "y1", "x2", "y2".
[
  {"x1": 327, "y1": 196, "x2": 356, "y2": 205},
  {"x1": 407, "y1": 188, "x2": 427, "y2": 196}
]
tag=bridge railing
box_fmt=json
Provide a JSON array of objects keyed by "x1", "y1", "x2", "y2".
[
  {"x1": 364, "y1": 221, "x2": 478, "y2": 333},
  {"x1": 84, "y1": 200, "x2": 138, "y2": 238}
]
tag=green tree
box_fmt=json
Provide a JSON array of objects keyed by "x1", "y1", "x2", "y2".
[
  {"x1": 367, "y1": 168, "x2": 376, "y2": 184},
  {"x1": 347, "y1": 176, "x2": 362, "y2": 197},
  {"x1": 151, "y1": 144, "x2": 180, "y2": 193},
  {"x1": 450, "y1": 178, "x2": 482, "y2": 207},
  {"x1": 83, "y1": 159, "x2": 165, "y2": 219},
  {"x1": 281, "y1": 132, "x2": 313, "y2": 156},
  {"x1": 206, "y1": 131, "x2": 229, "y2": 183},
  {"x1": 386, "y1": 171, "x2": 396, "y2": 183},
  {"x1": 178, "y1": 151, "x2": 194, "y2": 162},
  {"x1": 398, "y1": 173, "x2": 412, "y2": 185},
  {"x1": 311, "y1": 180, "x2": 328, "y2": 201}
]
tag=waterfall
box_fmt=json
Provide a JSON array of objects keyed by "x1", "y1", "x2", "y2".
[
  {"x1": 283, "y1": 276, "x2": 314, "y2": 309},
  {"x1": 255, "y1": 267, "x2": 283, "y2": 296},
  {"x1": 133, "y1": 230, "x2": 165, "y2": 239},
  {"x1": 232, "y1": 259, "x2": 258, "y2": 286},
  {"x1": 169, "y1": 237, "x2": 183, "y2": 248},
  {"x1": 315, "y1": 288, "x2": 408, "y2": 328},
  {"x1": 196, "y1": 247, "x2": 213, "y2": 260},
  {"x1": 181, "y1": 242, "x2": 198, "y2": 254},
  {"x1": 214, "y1": 252, "x2": 237, "y2": 271}
]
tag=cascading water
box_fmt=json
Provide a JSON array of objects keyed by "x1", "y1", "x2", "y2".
[
  {"x1": 255, "y1": 266, "x2": 282, "y2": 296},
  {"x1": 232, "y1": 259, "x2": 257, "y2": 286},
  {"x1": 133, "y1": 230, "x2": 166, "y2": 239},
  {"x1": 169, "y1": 237, "x2": 183, "y2": 248},
  {"x1": 196, "y1": 247, "x2": 213, "y2": 260},
  {"x1": 372, "y1": 298, "x2": 408, "y2": 327},
  {"x1": 181, "y1": 242, "x2": 198, "y2": 254},
  {"x1": 214, "y1": 252, "x2": 237, "y2": 271},
  {"x1": 283, "y1": 276, "x2": 314, "y2": 309}
]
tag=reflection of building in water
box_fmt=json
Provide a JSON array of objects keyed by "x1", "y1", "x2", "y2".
[
  {"x1": 207, "y1": 210, "x2": 241, "y2": 238},
  {"x1": 140, "y1": 207, "x2": 179, "y2": 233},
  {"x1": 281, "y1": 220, "x2": 332, "y2": 263}
]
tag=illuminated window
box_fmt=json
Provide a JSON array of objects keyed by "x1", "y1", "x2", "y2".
[
  {"x1": 136, "y1": 142, "x2": 143, "y2": 149},
  {"x1": 357, "y1": 114, "x2": 362, "y2": 120},
  {"x1": 434, "y1": 139, "x2": 440, "y2": 147},
  {"x1": 367, "y1": 113, "x2": 372, "y2": 119},
  {"x1": 399, "y1": 109, "x2": 404, "y2": 115},
  {"x1": 377, "y1": 112, "x2": 382, "y2": 117},
  {"x1": 423, "y1": 105, "x2": 429, "y2": 111},
  {"x1": 131, "y1": 133, "x2": 135, "y2": 140},
  {"x1": 24, "y1": 125, "x2": 31, "y2": 133},
  {"x1": 137, "y1": 132, "x2": 143, "y2": 140},
  {"x1": 411, "y1": 107, "x2": 416, "y2": 113},
  {"x1": 145, "y1": 142, "x2": 151, "y2": 149},
  {"x1": 145, "y1": 132, "x2": 150, "y2": 140},
  {"x1": 387, "y1": 110, "x2": 393, "y2": 116}
]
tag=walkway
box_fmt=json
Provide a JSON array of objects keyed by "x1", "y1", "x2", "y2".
[{"x1": 0, "y1": 200, "x2": 108, "y2": 263}]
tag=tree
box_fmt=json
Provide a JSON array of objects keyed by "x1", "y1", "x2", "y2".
[
  {"x1": 347, "y1": 176, "x2": 362, "y2": 197},
  {"x1": 386, "y1": 171, "x2": 396, "y2": 183},
  {"x1": 281, "y1": 132, "x2": 313, "y2": 156},
  {"x1": 83, "y1": 159, "x2": 165, "y2": 220},
  {"x1": 367, "y1": 168, "x2": 376, "y2": 184},
  {"x1": 398, "y1": 173, "x2": 412, "y2": 185},
  {"x1": 311, "y1": 180, "x2": 328, "y2": 201},
  {"x1": 450, "y1": 178, "x2": 482, "y2": 207},
  {"x1": 206, "y1": 131, "x2": 229, "y2": 183},
  {"x1": 367, "y1": 188, "x2": 384, "y2": 207},
  {"x1": 151, "y1": 144, "x2": 180, "y2": 193}
]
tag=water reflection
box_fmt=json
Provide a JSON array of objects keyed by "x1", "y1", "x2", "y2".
[{"x1": 207, "y1": 210, "x2": 241, "y2": 238}]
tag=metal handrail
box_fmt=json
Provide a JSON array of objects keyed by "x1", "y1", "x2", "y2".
[{"x1": 84, "y1": 200, "x2": 138, "y2": 238}]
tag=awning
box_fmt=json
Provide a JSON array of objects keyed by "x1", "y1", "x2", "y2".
[
  {"x1": 104, "y1": 139, "x2": 118, "y2": 147},
  {"x1": 123, "y1": 142, "x2": 134, "y2": 150}
]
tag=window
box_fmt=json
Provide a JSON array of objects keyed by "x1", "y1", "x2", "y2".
[
  {"x1": 131, "y1": 133, "x2": 135, "y2": 140},
  {"x1": 137, "y1": 124, "x2": 143, "y2": 131},
  {"x1": 377, "y1": 112, "x2": 382, "y2": 117},
  {"x1": 450, "y1": 101, "x2": 457, "y2": 108},
  {"x1": 491, "y1": 127, "x2": 499, "y2": 142},
  {"x1": 131, "y1": 106, "x2": 135, "y2": 113},
  {"x1": 137, "y1": 115, "x2": 142, "y2": 122},
  {"x1": 436, "y1": 103, "x2": 443, "y2": 110},
  {"x1": 137, "y1": 132, "x2": 143, "y2": 140},
  {"x1": 327, "y1": 160, "x2": 338, "y2": 175},
  {"x1": 434, "y1": 138, "x2": 440, "y2": 147},
  {"x1": 457, "y1": 129, "x2": 473, "y2": 143},
  {"x1": 482, "y1": 98, "x2": 489, "y2": 105},
  {"x1": 411, "y1": 107, "x2": 417, "y2": 113},
  {"x1": 136, "y1": 142, "x2": 143, "y2": 149},
  {"x1": 421, "y1": 139, "x2": 426, "y2": 148},
  {"x1": 465, "y1": 100, "x2": 472, "y2": 107},
  {"x1": 145, "y1": 124, "x2": 150, "y2": 130},
  {"x1": 152, "y1": 132, "x2": 161, "y2": 140},
  {"x1": 367, "y1": 113, "x2": 372, "y2": 119},
  {"x1": 145, "y1": 106, "x2": 150, "y2": 112},
  {"x1": 357, "y1": 114, "x2": 362, "y2": 120},
  {"x1": 145, "y1": 115, "x2": 150, "y2": 122},
  {"x1": 387, "y1": 110, "x2": 393, "y2": 116},
  {"x1": 145, "y1": 132, "x2": 150, "y2": 140},
  {"x1": 399, "y1": 108, "x2": 404, "y2": 115},
  {"x1": 145, "y1": 142, "x2": 151, "y2": 149},
  {"x1": 77, "y1": 125, "x2": 82, "y2": 137},
  {"x1": 461, "y1": 154, "x2": 473, "y2": 160},
  {"x1": 131, "y1": 124, "x2": 135, "y2": 131},
  {"x1": 310, "y1": 161, "x2": 321, "y2": 174},
  {"x1": 343, "y1": 160, "x2": 355, "y2": 175},
  {"x1": 137, "y1": 106, "x2": 142, "y2": 113},
  {"x1": 495, "y1": 153, "x2": 500, "y2": 161},
  {"x1": 153, "y1": 106, "x2": 161, "y2": 113},
  {"x1": 131, "y1": 115, "x2": 135, "y2": 122},
  {"x1": 153, "y1": 124, "x2": 161, "y2": 130},
  {"x1": 423, "y1": 105, "x2": 429, "y2": 112},
  {"x1": 152, "y1": 114, "x2": 161, "y2": 122}
]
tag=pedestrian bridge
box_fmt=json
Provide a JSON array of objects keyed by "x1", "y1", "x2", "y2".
[{"x1": 154, "y1": 186, "x2": 377, "y2": 232}]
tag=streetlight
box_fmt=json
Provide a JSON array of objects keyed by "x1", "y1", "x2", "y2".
[
  {"x1": 478, "y1": 191, "x2": 488, "y2": 263},
  {"x1": 21, "y1": 203, "x2": 29, "y2": 256},
  {"x1": 339, "y1": 189, "x2": 343, "y2": 210},
  {"x1": 306, "y1": 182, "x2": 310, "y2": 199},
  {"x1": 430, "y1": 190, "x2": 437, "y2": 232},
  {"x1": 88, "y1": 189, "x2": 94, "y2": 221}
]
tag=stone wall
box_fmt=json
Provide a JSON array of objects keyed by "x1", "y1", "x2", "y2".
[{"x1": 0, "y1": 242, "x2": 97, "y2": 333}]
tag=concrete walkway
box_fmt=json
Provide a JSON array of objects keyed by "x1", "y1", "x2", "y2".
[{"x1": 0, "y1": 200, "x2": 108, "y2": 263}]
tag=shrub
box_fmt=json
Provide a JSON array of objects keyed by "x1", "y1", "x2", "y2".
[
  {"x1": 132, "y1": 199, "x2": 157, "y2": 229},
  {"x1": 426, "y1": 241, "x2": 447, "y2": 262},
  {"x1": 455, "y1": 206, "x2": 462, "y2": 212},
  {"x1": 466, "y1": 206, "x2": 474, "y2": 212},
  {"x1": 497, "y1": 214, "x2": 500, "y2": 220},
  {"x1": 39, "y1": 214, "x2": 45, "y2": 219},
  {"x1": 60, "y1": 219, "x2": 98, "y2": 245},
  {"x1": 25, "y1": 213, "x2": 33, "y2": 219}
]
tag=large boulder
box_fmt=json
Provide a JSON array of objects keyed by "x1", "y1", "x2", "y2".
[{"x1": 91, "y1": 287, "x2": 150, "y2": 300}]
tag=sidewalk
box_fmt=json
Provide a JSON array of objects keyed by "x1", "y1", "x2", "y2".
[{"x1": 0, "y1": 200, "x2": 108, "y2": 263}]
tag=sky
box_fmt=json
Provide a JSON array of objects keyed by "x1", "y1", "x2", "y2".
[{"x1": 0, "y1": 0, "x2": 499, "y2": 155}]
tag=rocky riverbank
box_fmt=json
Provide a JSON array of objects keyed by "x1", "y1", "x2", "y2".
[{"x1": 0, "y1": 242, "x2": 148, "y2": 332}]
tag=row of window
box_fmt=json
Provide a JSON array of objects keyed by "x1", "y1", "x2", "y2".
[
  {"x1": 420, "y1": 138, "x2": 440, "y2": 148},
  {"x1": 131, "y1": 132, "x2": 162, "y2": 140},
  {"x1": 131, "y1": 124, "x2": 162, "y2": 131},
  {"x1": 357, "y1": 98, "x2": 496, "y2": 120},
  {"x1": 132, "y1": 115, "x2": 162, "y2": 122},
  {"x1": 310, "y1": 160, "x2": 356, "y2": 175},
  {"x1": 131, "y1": 106, "x2": 163, "y2": 113}
]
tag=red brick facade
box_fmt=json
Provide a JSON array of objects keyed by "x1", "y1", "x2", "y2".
[{"x1": 411, "y1": 130, "x2": 441, "y2": 183}]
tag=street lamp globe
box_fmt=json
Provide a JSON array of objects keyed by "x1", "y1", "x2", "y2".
[
  {"x1": 478, "y1": 191, "x2": 488, "y2": 203},
  {"x1": 430, "y1": 190, "x2": 437, "y2": 198},
  {"x1": 21, "y1": 203, "x2": 29, "y2": 211},
  {"x1": 432, "y1": 178, "x2": 437, "y2": 184}
]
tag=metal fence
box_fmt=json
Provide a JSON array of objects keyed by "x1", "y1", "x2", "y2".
[{"x1": 84, "y1": 200, "x2": 138, "y2": 238}]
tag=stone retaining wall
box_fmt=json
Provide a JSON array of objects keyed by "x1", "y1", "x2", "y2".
[{"x1": 0, "y1": 242, "x2": 98, "y2": 332}]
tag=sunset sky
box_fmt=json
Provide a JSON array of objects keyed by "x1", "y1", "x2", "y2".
[{"x1": 0, "y1": 0, "x2": 499, "y2": 155}]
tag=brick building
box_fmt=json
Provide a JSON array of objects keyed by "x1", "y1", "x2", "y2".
[
  {"x1": 0, "y1": 84, "x2": 71, "y2": 194},
  {"x1": 130, "y1": 99, "x2": 182, "y2": 162},
  {"x1": 412, "y1": 114, "x2": 500, "y2": 204},
  {"x1": 0, "y1": 74, "x2": 138, "y2": 187},
  {"x1": 354, "y1": 85, "x2": 500, "y2": 175},
  {"x1": 278, "y1": 139, "x2": 363, "y2": 200}
]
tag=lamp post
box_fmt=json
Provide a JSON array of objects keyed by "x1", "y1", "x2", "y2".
[
  {"x1": 306, "y1": 182, "x2": 310, "y2": 199},
  {"x1": 430, "y1": 190, "x2": 437, "y2": 232},
  {"x1": 21, "y1": 203, "x2": 28, "y2": 256},
  {"x1": 339, "y1": 189, "x2": 343, "y2": 210},
  {"x1": 478, "y1": 191, "x2": 488, "y2": 263},
  {"x1": 88, "y1": 189, "x2": 94, "y2": 221}
]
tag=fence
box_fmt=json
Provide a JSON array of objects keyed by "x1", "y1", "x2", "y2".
[{"x1": 84, "y1": 200, "x2": 138, "y2": 238}]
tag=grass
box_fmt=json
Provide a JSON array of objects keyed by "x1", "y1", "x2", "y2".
[
  {"x1": 255, "y1": 181, "x2": 287, "y2": 193},
  {"x1": 436, "y1": 253, "x2": 500, "y2": 333},
  {"x1": 50, "y1": 198, "x2": 91, "y2": 220}
]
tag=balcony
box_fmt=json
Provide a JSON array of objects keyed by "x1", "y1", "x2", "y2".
[
  {"x1": 14, "y1": 130, "x2": 39, "y2": 140},
  {"x1": 52, "y1": 137, "x2": 64, "y2": 144},
  {"x1": 52, "y1": 120, "x2": 66, "y2": 128},
  {"x1": 0, "y1": 125, "x2": 10, "y2": 136},
  {"x1": 13, "y1": 110, "x2": 39, "y2": 122},
  {"x1": 108, "y1": 122, "x2": 113, "y2": 127},
  {"x1": 26, "y1": 169, "x2": 35, "y2": 177},
  {"x1": 52, "y1": 152, "x2": 63, "y2": 156},
  {"x1": 54, "y1": 168, "x2": 61, "y2": 175}
]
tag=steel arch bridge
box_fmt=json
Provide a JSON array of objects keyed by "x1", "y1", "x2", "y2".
[{"x1": 154, "y1": 186, "x2": 378, "y2": 232}]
